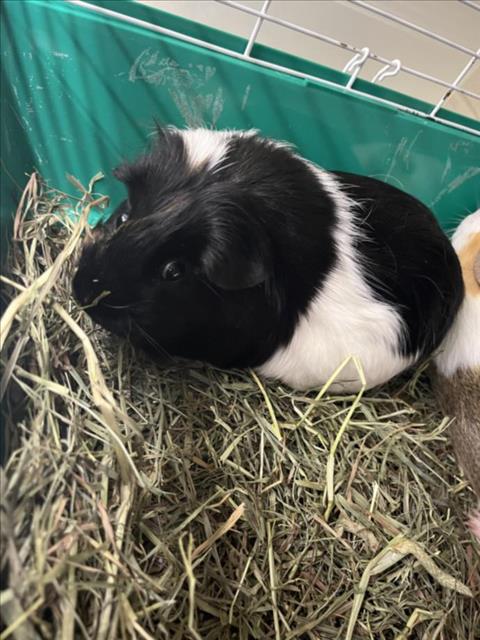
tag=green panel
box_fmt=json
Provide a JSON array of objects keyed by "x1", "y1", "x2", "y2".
[
  {"x1": 1, "y1": 0, "x2": 479, "y2": 243},
  {"x1": 0, "y1": 59, "x2": 36, "y2": 257},
  {"x1": 89, "y1": 0, "x2": 480, "y2": 132}
]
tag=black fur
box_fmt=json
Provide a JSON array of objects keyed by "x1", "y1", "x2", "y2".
[
  {"x1": 73, "y1": 128, "x2": 463, "y2": 373},
  {"x1": 74, "y1": 130, "x2": 337, "y2": 367},
  {"x1": 334, "y1": 172, "x2": 465, "y2": 357}
]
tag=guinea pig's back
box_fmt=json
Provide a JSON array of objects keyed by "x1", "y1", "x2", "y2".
[
  {"x1": 333, "y1": 172, "x2": 464, "y2": 359},
  {"x1": 260, "y1": 168, "x2": 464, "y2": 392}
]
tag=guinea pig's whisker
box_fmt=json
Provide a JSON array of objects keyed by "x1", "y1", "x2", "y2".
[
  {"x1": 103, "y1": 302, "x2": 132, "y2": 310},
  {"x1": 198, "y1": 277, "x2": 223, "y2": 300},
  {"x1": 131, "y1": 320, "x2": 174, "y2": 362}
]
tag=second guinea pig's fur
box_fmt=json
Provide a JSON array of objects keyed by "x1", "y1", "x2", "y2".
[
  {"x1": 73, "y1": 127, "x2": 464, "y2": 392},
  {"x1": 433, "y1": 211, "x2": 480, "y2": 537}
]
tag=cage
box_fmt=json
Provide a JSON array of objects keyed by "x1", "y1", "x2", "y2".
[{"x1": 1, "y1": 2, "x2": 480, "y2": 639}]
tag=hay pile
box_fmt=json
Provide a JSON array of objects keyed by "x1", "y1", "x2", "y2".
[{"x1": 1, "y1": 174, "x2": 478, "y2": 640}]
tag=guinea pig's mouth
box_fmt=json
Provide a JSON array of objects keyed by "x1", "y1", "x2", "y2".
[
  {"x1": 83, "y1": 305, "x2": 170, "y2": 358},
  {"x1": 74, "y1": 286, "x2": 173, "y2": 360},
  {"x1": 84, "y1": 303, "x2": 132, "y2": 337}
]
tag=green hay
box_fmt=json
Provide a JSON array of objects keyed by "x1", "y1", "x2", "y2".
[{"x1": 1, "y1": 174, "x2": 478, "y2": 640}]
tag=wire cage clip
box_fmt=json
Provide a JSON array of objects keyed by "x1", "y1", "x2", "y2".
[
  {"x1": 343, "y1": 47, "x2": 370, "y2": 89},
  {"x1": 372, "y1": 59, "x2": 401, "y2": 83}
]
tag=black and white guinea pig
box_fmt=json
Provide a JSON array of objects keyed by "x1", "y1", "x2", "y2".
[{"x1": 73, "y1": 127, "x2": 464, "y2": 392}]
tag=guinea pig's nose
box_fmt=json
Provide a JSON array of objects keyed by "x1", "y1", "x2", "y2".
[{"x1": 72, "y1": 270, "x2": 102, "y2": 307}]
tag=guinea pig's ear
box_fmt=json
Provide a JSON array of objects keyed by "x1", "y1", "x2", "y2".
[
  {"x1": 113, "y1": 161, "x2": 147, "y2": 206},
  {"x1": 203, "y1": 216, "x2": 272, "y2": 291},
  {"x1": 113, "y1": 161, "x2": 143, "y2": 185}
]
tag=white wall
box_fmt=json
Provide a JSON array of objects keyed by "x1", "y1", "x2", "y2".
[{"x1": 136, "y1": 0, "x2": 480, "y2": 119}]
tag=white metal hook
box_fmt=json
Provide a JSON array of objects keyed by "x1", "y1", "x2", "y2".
[
  {"x1": 343, "y1": 47, "x2": 370, "y2": 89},
  {"x1": 372, "y1": 59, "x2": 401, "y2": 83}
]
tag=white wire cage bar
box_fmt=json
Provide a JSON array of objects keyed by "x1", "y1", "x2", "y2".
[
  {"x1": 220, "y1": 0, "x2": 480, "y2": 102},
  {"x1": 430, "y1": 48, "x2": 480, "y2": 117},
  {"x1": 351, "y1": 0, "x2": 479, "y2": 58},
  {"x1": 66, "y1": 0, "x2": 480, "y2": 137},
  {"x1": 243, "y1": 0, "x2": 271, "y2": 57},
  {"x1": 460, "y1": 0, "x2": 480, "y2": 12}
]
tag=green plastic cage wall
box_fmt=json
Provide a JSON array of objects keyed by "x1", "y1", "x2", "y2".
[{"x1": 1, "y1": 0, "x2": 479, "y2": 243}]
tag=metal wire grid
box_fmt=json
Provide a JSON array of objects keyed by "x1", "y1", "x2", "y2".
[{"x1": 67, "y1": 0, "x2": 480, "y2": 136}]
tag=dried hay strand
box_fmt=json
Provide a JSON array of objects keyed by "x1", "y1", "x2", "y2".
[{"x1": 1, "y1": 174, "x2": 479, "y2": 640}]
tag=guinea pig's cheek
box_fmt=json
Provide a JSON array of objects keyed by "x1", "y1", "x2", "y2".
[
  {"x1": 81, "y1": 226, "x2": 105, "y2": 249},
  {"x1": 90, "y1": 309, "x2": 131, "y2": 337}
]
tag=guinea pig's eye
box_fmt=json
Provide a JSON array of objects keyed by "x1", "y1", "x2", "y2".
[
  {"x1": 161, "y1": 260, "x2": 185, "y2": 281},
  {"x1": 116, "y1": 211, "x2": 129, "y2": 228}
]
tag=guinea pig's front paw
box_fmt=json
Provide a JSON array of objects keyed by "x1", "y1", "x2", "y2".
[{"x1": 467, "y1": 509, "x2": 480, "y2": 541}]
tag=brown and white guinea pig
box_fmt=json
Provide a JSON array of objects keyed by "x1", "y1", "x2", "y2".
[
  {"x1": 73, "y1": 127, "x2": 464, "y2": 393},
  {"x1": 433, "y1": 210, "x2": 480, "y2": 539}
]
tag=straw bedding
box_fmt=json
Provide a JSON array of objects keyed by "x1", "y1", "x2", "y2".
[{"x1": 0, "y1": 174, "x2": 478, "y2": 640}]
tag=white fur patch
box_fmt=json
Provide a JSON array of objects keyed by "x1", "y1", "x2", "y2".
[
  {"x1": 434, "y1": 210, "x2": 480, "y2": 377},
  {"x1": 181, "y1": 128, "x2": 229, "y2": 172},
  {"x1": 451, "y1": 209, "x2": 480, "y2": 252},
  {"x1": 181, "y1": 128, "x2": 260, "y2": 173},
  {"x1": 432, "y1": 294, "x2": 480, "y2": 377},
  {"x1": 258, "y1": 169, "x2": 416, "y2": 392}
]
